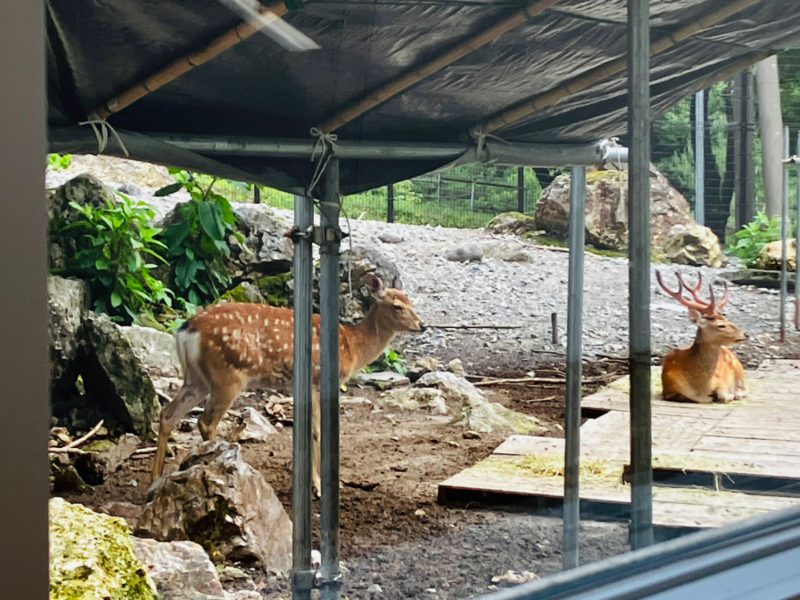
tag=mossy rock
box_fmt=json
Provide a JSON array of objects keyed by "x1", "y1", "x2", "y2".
[
  {"x1": 216, "y1": 282, "x2": 268, "y2": 304},
  {"x1": 255, "y1": 271, "x2": 293, "y2": 307},
  {"x1": 50, "y1": 497, "x2": 156, "y2": 600},
  {"x1": 487, "y1": 211, "x2": 539, "y2": 236}
]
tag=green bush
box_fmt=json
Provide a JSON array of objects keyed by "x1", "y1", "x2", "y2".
[
  {"x1": 59, "y1": 193, "x2": 172, "y2": 324},
  {"x1": 47, "y1": 153, "x2": 72, "y2": 170},
  {"x1": 728, "y1": 212, "x2": 782, "y2": 267},
  {"x1": 364, "y1": 348, "x2": 406, "y2": 375},
  {"x1": 156, "y1": 170, "x2": 244, "y2": 307}
]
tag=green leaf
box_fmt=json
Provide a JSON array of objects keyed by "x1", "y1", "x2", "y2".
[
  {"x1": 154, "y1": 182, "x2": 184, "y2": 197},
  {"x1": 110, "y1": 291, "x2": 122, "y2": 308},
  {"x1": 95, "y1": 256, "x2": 110, "y2": 270},
  {"x1": 188, "y1": 289, "x2": 200, "y2": 306},
  {"x1": 198, "y1": 201, "x2": 224, "y2": 241}
]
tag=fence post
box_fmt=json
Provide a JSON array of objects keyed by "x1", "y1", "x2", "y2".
[
  {"x1": 387, "y1": 183, "x2": 394, "y2": 223},
  {"x1": 517, "y1": 166, "x2": 525, "y2": 213},
  {"x1": 694, "y1": 89, "x2": 705, "y2": 225},
  {"x1": 780, "y1": 127, "x2": 789, "y2": 343},
  {"x1": 470, "y1": 179, "x2": 476, "y2": 211},
  {"x1": 436, "y1": 173, "x2": 442, "y2": 202},
  {"x1": 254, "y1": 185, "x2": 261, "y2": 204}
]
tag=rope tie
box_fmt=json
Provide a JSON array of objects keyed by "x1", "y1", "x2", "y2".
[
  {"x1": 307, "y1": 126, "x2": 338, "y2": 196},
  {"x1": 471, "y1": 125, "x2": 509, "y2": 161},
  {"x1": 77, "y1": 116, "x2": 130, "y2": 157}
]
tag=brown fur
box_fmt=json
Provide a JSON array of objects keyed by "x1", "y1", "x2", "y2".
[
  {"x1": 151, "y1": 277, "x2": 424, "y2": 494},
  {"x1": 656, "y1": 270, "x2": 747, "y2": 404}
]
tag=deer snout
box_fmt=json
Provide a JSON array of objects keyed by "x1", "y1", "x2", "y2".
[
  {"x1": 417, "y1": 322, "x2": 427, "y2": 332},
  {"x1": 737, "y1": 331, "x2": 748, "y2": 342}
]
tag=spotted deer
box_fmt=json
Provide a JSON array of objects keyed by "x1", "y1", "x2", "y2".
[
  {"x1": 151, "y1": 276, "x2": 425, "y2": 493},
  {"x1": 656, "y1": 270, "x2": 747, "y2": 404}
]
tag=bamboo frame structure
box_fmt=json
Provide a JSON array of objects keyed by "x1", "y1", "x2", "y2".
[
  {"x1": 474, "y1": 0, "x2": 763, "y2": 135},
  {"x1": 318, "y1": 0, "x2": 563, "y2": 134},
  {"x1": 91, "y1": 0, "x2": 288, "y2": 120}
]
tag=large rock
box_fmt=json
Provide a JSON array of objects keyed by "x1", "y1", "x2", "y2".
[
  {"x1": 487, "y1": 212, "x2": 539, "y2": 236},
  {"x1": 134, "y1": 538, "x2": 228, "y2": 600},
  {"x1": 137, "y1": 440, "x2": 292, "y2": 572},
  {"x1": 535, "y1": 167, "x2": 695, "y2": 251},
  {"x1": 664, "y1": 223, "x2": 727, "y2": 268},
  {"x1": 50, "y1": 497, "x2": 157, "y2": 600},
  {"x1": 444, "y1": 241, "x2": 483, "y2": 262},
  {"x1": 80, "y1": 312, "x2": 160, "y2": 439},
  {"x1": 121, "y1": 324, "x2": 182, "y2": 380},
  {"x1": 336, "y1": 244, "x2": 403, "y2": 322},
  {"x1": 48, "y1": 174, "x2": 117, "y2": 271},
  {"x1": 48, "y1": 276, "x2": 88, "y2": 384},
  {"x1": 480, "y1": 240, "x2": 533, "y2": 263},
  {"x1": 755, "y1": 239, "x2": 797, "y2": 271},
  {"x1": 415, "y1": 372, "x2": 542, "y2": 434},
  {"x1": 232, "y1": 204, "x2": 294, "y2": 277}
]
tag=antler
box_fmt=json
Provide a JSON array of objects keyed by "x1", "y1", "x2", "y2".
[
  {"x1": 655, "y1": 270, "x2": 708, "y2": 312},
  {"x1": 656, "y1": 270, "x2": 728, "y2": 316}
]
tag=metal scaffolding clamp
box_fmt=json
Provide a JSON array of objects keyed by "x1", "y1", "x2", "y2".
[
  {"x1": 313, "y1": 225, "x2": 347, "y2": 249},
  {"x1": 291, "y1": 569, "x2": 318, "y2": 592}
]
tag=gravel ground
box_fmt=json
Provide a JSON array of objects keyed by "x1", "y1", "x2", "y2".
[{"x1": 326, "y1": 217, "x2": 800, "y2": 374}]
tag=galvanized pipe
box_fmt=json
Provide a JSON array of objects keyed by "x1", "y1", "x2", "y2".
[
  {"x1": 796, "y1": 132, "x2": 800, "y2": 331},
  {"x1": 291, "y1": 194, "x2": 314, "y2": 600},
  {"x1": 563, "y1": 165, "x2": 586, "y2": 570},
  {"x1": 694, "y1": 90, "x2": 705, "y2": 225},
  {"x1": 781, "y1": 127, "x2": 789, "y2": 342},
  {"x1": 319, "y1": 159, "x2": 342, "y2": 600},
  {"x1": 627, "y1": 0, "x2": 654, "y2": 550}
]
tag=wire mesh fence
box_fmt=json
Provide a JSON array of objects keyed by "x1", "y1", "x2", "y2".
[{"x1": 227, "y1": 48, "x2": 800, "y2": 236}]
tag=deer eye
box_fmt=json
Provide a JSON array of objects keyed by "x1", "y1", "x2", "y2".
[
  {"x1": 394, "y1": 304, "x2": 403, "y2": 311},
  {"x1": 717, "y1": 323, "x2": 727, "y2": 329}
]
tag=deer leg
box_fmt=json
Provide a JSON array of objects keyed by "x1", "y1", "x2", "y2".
[
  {"x1": 198, "y1": 379, "x2": 242, "y2": 442},
  {"x1": 311, "y1": 389, "x2": 321, "y2": 499},
  {"x1": 151, "y1": 371, "x2": 209, "y2": 481}
]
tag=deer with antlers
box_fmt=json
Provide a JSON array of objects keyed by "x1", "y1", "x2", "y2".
[
  {"x1": 655, "y1": 270, "x2": 747, "y2": 404},
  {"x1": 151, "y1": 275, "x2": 425, "y2": 495}
]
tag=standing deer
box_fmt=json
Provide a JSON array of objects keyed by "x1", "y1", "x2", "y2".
[
  {"x1": 151, "y1": 275, "x2": 425, "y2": 494},
  {"x1": 656, "y1": 270, "x2": 747, "y2": 403}
]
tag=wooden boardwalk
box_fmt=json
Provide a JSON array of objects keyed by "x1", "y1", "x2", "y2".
[{"x1": 439, "y1": 360, "x2": 800, "y2": 536}]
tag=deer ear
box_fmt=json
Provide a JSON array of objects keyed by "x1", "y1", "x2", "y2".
[
  {"x1": 687, "y1": 308, "x2": 701, "y2": 323},
  {"x1": 369, "y1": 276, "x2": 385, "y2": 299},
  {"x1": 391, "y1": 275, "x2": 403, "y2": 291}
]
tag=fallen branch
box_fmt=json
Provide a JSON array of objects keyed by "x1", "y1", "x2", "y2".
[
  {"x1": 471, "y1": 375, "x2": 609, "y2": 387},
  {"x1": 49, "y1": 420, "x2": 104, "y2": 453},
  {"x1": 426, "y1": 323, "x2": 524, "y2": 330}
]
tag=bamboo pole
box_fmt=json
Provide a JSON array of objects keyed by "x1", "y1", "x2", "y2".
[
  {"x1": 91, "y1": 1, "x2": 288, "y2": 120},
  {"x1": 476, "y1": 0, "x2": 763, "y2": 135},
  {"x1": 318, "y1": 0, "x2": 563, "y2": 134}
]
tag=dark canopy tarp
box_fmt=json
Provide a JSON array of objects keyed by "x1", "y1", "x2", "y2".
[{"x1": 46, "y1": 0, "x2": 800, "y2": 194}]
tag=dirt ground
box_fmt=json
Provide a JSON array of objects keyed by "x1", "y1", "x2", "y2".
[{"x1": 56, "y1": 360, "x2": 634, "y2": 599}]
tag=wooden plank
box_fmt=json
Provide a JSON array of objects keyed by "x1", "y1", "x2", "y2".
[
  {"x1": 493, "y1": 436, "x2": 564, "y2": 456},
  {"x1": 693, "y1": 435, "x2": 800, "y2": 458},
  {"x1": 636, "y1": 466, "x2": 800, "y2": 497},
  {"x1": 438, "y1": 468, "x2": 799, "y2": 530},
  {"x1": 712, "y1": 427, "x2": 800, "y2": 443}
]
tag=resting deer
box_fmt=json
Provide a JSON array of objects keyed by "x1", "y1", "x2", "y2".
[
  {"x1": 151, "y1": 275, "x2": 425, "y2": 494},
  {"x1": 656, "y1": 270, "x2": 747, "y2": 404}
]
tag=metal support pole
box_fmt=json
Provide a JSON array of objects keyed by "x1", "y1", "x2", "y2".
[
  {"x1": 563, "y1": 165, "x2": 586, "y2": 570},
  {"x1": 436, "y1": 173, "x2": 442, "y2": 202},
  {"x1": 254, "y1": 185, "x2": 261, "y2": 204},
  {"x1": 470, "y1": 179, "x2": 476, "y2": 211},
  {"x1": 319, "y1": 158, "x2": 342, "y2": 600},
  {"x1": 518, "y1": 166, "x2": 526, "y2": 213},
  {"x1": 627, "y1": 0, "x2": 654, "y2": 550},
  {"x1": 780, "y1": 127, "x2": 789, "y2": 342},
  {"x1": 291, "y1": 194, "x2": 314, "y2": 600},
  {"x1": 796, "y1": 132, "x2": 800, "y2": 331},
  {"x1": 387, "y1": 183, "x2": 394, "y2": 223},
  {"x1": 695, "y1": 90, "x2": 705, "y2": 225}
]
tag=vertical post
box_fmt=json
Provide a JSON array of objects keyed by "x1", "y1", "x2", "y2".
[
  {"x1": 319, "y1": 158, "x2": 342, "y2": 600},
  {"x1": 780, "y1": 127, "x2": 789, "y2": 342},
  {"x1": 563, "y1": 165, "x2": 586, "y2": 570},
  {"x1": 470, "y1": 179, "x2": 476, "y2": 211},
  {"x1": 517, "y1": 166, "x2": 526, "y2": 213},
  {"x1": 387, "y1": 183, "x2": 394, "y2": 223},
  {"x1": 291, "y1": 194, "x2": 314, "y2": 600},
  {"x1": 736, "y1": 69, "x2": 756, "y2": 228},
  {"x1": 627, "y1": 0, "x2": 653, "y2": 550},
  {"x1": 436, "y1": 173, "x2": 442, "y2": 202},
  {"x1": 551, "y1": 312, "x2": 559, "y2": 345},
  {"x1": 695, "y1": 90, "x2": 705, "y2": 225},
  {"x1": 0, "y1": 0, "x2": 48, "y2": 596},
  {"x1": 795, "y1": 133, "x2": 799, "y2": 331},
  {"x1": 254, "y1": 185, "x2": 261, "y2": 204}
]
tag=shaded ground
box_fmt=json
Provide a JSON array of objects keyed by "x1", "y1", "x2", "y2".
[{"x1": 57, "y1": 361, "x2": 630, "y2": 599}]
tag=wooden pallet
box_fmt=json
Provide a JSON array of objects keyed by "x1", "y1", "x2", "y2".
[{"x1": 438, "y1": 360, "x2": 800, "y2": 534}]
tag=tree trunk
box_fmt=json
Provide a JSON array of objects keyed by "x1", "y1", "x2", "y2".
[{"x1": 756, "y1": 56, "x2": 784, "y2": 217}]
